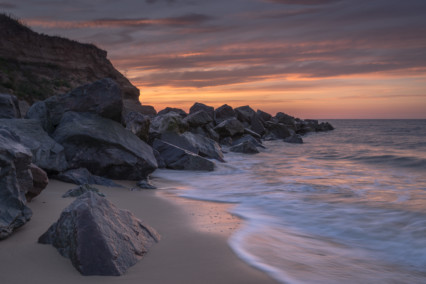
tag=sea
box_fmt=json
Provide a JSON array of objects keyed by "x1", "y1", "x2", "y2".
[{"x1": 153, "y1": 120, "x2": 426, "y2": 284}]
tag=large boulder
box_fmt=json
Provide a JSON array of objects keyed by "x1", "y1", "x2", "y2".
[
  {"x1": 0, "y1": 119, "x2": 68, "y2": 173},
  {"x1": 0, "y1": 93, "x2": 21, "y2": 118},
  {"x1": 122, "y1": 99, "x2": 157, "y2": 118},
  {"x1": 161, "y1": 132, "x2": 224, "y2": 162},
  {"x1": 52, "y1": 112, "x2": 157, "y2": 180},
  {"x1": 264, "y1": 121, "x2": 292, "y2": 140},
  {"x1": 214, "y1": 104, "x2": 236, "y2": 124},
  {"x1": 149, "y1": 112, "x2": 188, "y2": 140},
  {"x1": 54, "y1": 168, "x2": 121, "y2": 187},
  {"x1": 26, "y1": 78, "x2": 123, "y2": 133},
  {"x1": 38, "y1": 192, "x2": 160, "y2": 276},
  {"x1": 26, "y1": 163, "x2": 49, "y2": 202},
  {"x1": 189, "y1": 102, "x2": 214, "y2": 119},
  {"x1": 275, "y1": 112, "x2": 296, "y2": 128},
  {"x1": 235, "y1": 105, "x2": 256, "y2": 124},
  {"x1": 0, "y1": 128, "x2": 33, "y2": 240},
  {"x1": 230, "y1": 141, "x2": 259, "y2": 154},
  {"x1": 157, "y1": 107, "x2": 187, "y2": 118},
  {"x1": 124, "y1": 111, "x2": 150, "y2": 142},
  {"x1": 283, "y1": 134, "x2": 303, "y2": 144},
  {"x1": 213, "y1": 118, "x2": 245, "y2": 138},
  {"x1": 256, "y1": 109, "x2": 272, "y2": 123},
  {"x1": 153, "y1": 139, "x2": 215, "y2": 171},
  {"x1": 183, "y1": 110, "x2": 213, "y2": 128}
]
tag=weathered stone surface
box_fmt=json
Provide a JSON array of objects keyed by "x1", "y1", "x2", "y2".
[
  {"x1": 38, "y1": 192, "x2": 160, "y2": 276},
  {"x1": 189, "y1": 102, "x2": 214, "y2": 119},
  {"x1": 0, "y1": 93, "x2": 21, "y2": 118},
  {"x1": 230, "y1": 141, "x2": 259, "y2": 154},
  {"x1": 264, "y1": 121, "x2": 292, "y2": 140},
  {"x1": 0, "y1": 119, "x2": 68, "y2": 173},
  {"x1": 124, "y1": 112, "x2": 150, "y2": 142},
  {"x1": 55, "y1": 168, "x2": 121, "y2": 187},
  {"x1": 153, "y1": 139, "x2": 215, "y2": 171},
  {"x1": 214, "y1": 118, "x2": 245, "y2": 138},
  {"x1": 275, "y1": 112, "x2": 296, "y2": 127},
  {"x1": 26, "y1": 163, "x2": 49, "y2": 202},
  {"x1": 214, "y1": 104, "x2": 236, "y2": 123},
  {"x1": 244, "y1": 128, "x2": 262, "y2": 139},
  {"x1": 26, "y1": 78, "x2": 123, "y2": 133},
  {"x1": 0, "y1": 128, "x2": 33, "y2": 240},
  {"x1": 235, "y1": 105, "x2": 256, "y2": 124},
  {"x1": 122, "y1": 99, "x2": 157, "y2": 117},
  {"x1": 149, "y1": 112, "x2": 188, "y2": 140},
  {"x1": 158, "y1": 107, "x2": 187, "y2": 118},
  {"x1": 52, "y1": 112, "x2": 157, "y2": 180},
  {"x1": 233, "y1": 134, "x2": 265, "y2": 149},
  {"x1": 161, "y1": 132, "x2": 224, "y2": 162},
  {"x1": 183, "y1": 110, "x2": 213, "y2": 127},
  {"x1": 136, "y1": 179, "x2": 156, "y2": 190},
  {"x1": 283, "y1": 134, "x2": 304, "y2": 144},
  {"x1": 62, "y1": 184, "x2": 105, "y2": 198},
  {"x1": 256, "y1": 109, "x2": 272, "y2": 123},
  {"x1": 18, "y1": 100, "x2": 30, "y2": 117}
]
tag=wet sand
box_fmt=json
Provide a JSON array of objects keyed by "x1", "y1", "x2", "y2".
[{"x1": 0, "y1": 179, "x2": 277, "y2": 284}]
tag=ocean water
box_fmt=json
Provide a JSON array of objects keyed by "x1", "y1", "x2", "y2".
[{"x1": 153, "y1": 120, "x2": 426, "y2": 284}]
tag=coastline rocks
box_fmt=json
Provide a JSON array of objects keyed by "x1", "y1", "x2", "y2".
[
  {"x1": 214, "y1": 118, "x2": 245, "y2": 138},
  {"x1": 0, "y1": 128, "x2": 33, "y2": 240},
  {"x1": 189, "y1": 102, "x2": 214, "y2": 119},
  {"x1": 283, "y1": 134, "x2": 304, "y2": 144},
  {"x1": 149, "y1": 112, "x2": 188, "y2": 140},
  {"x1": 256, "y1": 109, "x2": 272, "y2": 123},
  {"x1": 136, "y1": 179, "x2": 156, "y2": 190},
  {"x1": 233, "y1": 134, "x2": 264, "y2": 149},
  {"x1": 38, "y1": 192, "x2": 160, "y2": 276},
  {"x1": 230, "y1": 141, "x2": 259, "y2": 154},
  {"x1": 153, "y1": 139, "x2": 215, "y2": 171},
  {"x1": 26, "y1": 164, "x2": 49, "y2": 202},
  {"x1": 62, "y1": 184, "x2": 105, "y2": 198},
  {"x1": 235, "y1": 105, "x2": 256, "y2": 124},
  {"x1": 122, "y1": 99, "x2": 157, "y2": 118},
  {"x1": 264, "y1": 121, "x2": 292, "y2": 140},
  {"x1": 0, "y1": 119, "x2": 68, "y2": 173},
  {"x1": 52, "y1": 112, "x2": 157, "y2": 180},
  {"x1": 158, "y1": 107, "x2": 187, "y2": 118},
  {"x1": 161, "y1": 132, "x2": 224, "y2": 162},
  {"x1": 26, "y1": 78, "x2": 123, "y2": 133},
  {"x1": 55, "y1": 168, "x2": 121, "y2": 187},
  {"x1": 0, "y1": 93, "x2": 21, "y2": 118},
  {"x1": 124, "y1": 112, "x2": 151, "y2": 142},
  {"x1": 183, "y1": 110, "x2": 213, "y2": 127},
  {"x1": 214, "y1": 104, "x2": 236, "y2": 124}
]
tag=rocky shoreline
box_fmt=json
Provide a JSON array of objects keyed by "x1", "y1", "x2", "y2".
[{"x1": 0, "y1": 78, "x2": 333, "y2": 275}]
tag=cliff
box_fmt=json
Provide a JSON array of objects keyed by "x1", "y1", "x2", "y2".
[{"x1": 0, "y1": 14, "x2": 139, "y2": 103}]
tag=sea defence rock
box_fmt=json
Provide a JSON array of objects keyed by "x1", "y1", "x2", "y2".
[
  {"x1": 124, "y1": 111, "x2": 151, "y2": 142},
  {"x1": 149, "y1": 112, "x2": 189, "y2": 140},
  {"x1": 62, "y1": 184, "x2": 105, "y2": 198},
  {"x1": 26, "y1": 78, "x2": 123, "y2": 133},
  {"x1": 0, "y1": 119, "x2": 68, "y2": 173},
  {"x1": 52, "y1": 112, "x2": 157, "y2": 180},
  {"x1": 233, "y1": 134, "x2": 264, "y2": 149},
  {"x1": 283, "y1": 134, "x2": 304, "y2": 144},
  {"x1": 26, "y1": 163, "x2": 49, "y2": 202},
  {"x1": 153, "y1": 139, "x2": 215, "y2": 171},
  {"x1": 264, "y1": 121, "x2": 292, "y2": 140},
  {"x1": 230, "y1": 140, "x2": 260, "y2": 154},
  {"x1": 161, "y1": 132, "x2": 225, "y2": 162},
  {"x1": 256, "y1": 109, "x2": 272, "y2": 123},
  {"x1": 0, "y1": 93, "x2": 21, "y2": 118},
  {"x1": 38, "y1": 192, "x2": 160, "y2": 276},
  {"x1": 183, "y1": 110, "x2": 213, "y2": 128},
  {"x1": 214, "y1": 104, "x2": 236, "y2": 124},
  {"x1": 0, "y1": 128, "x2": 33, "y2": 240},
  {"x1": 157, "y1": 107, "x2": 187, "y2": 118},
  {"x1": 189, "y1": 102, "x2": 214, "y2": 119},
  {"x1": 55, "y1": 168, "x2": 121, "y2": 187},
  {"x1": 214, "y1": 117, "x2": 245, "y2": 138}
]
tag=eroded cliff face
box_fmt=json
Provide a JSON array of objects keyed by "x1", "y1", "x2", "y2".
[{"x1": 0, "y1": 14, "x2": 139, "y2": 103}]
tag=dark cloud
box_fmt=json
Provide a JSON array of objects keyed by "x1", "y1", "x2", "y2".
[
  {"x1": 0, "y1": 2, "x2": 16, "y2": 8},
  {"x1": 266, "y1": 0, "x2": 342, "y2": 5}
]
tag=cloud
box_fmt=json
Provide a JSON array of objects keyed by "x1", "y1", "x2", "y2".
[
  {"x1": 0, "y1": 2, "x2": 16, "y2": 8},
  {"x1": 266, "y1": 0, "x2": 343, "y2": 5}
]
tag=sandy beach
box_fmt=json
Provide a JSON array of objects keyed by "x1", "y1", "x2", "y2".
[{"x1": 0, "y1": 179, "x2": 278, "y2": 284}]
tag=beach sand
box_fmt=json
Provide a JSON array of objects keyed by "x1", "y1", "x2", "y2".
[{"x1": 0, "y1": 179, "x2": 278, "y2": 284}]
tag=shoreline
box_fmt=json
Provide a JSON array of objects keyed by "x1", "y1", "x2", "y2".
[{"x1": 0, "y1": 179, "x2": 278, "y2": 284}]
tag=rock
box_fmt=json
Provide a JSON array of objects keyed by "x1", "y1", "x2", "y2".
[
  {"x1": 0, "y1": 93, "x2": 21, "y2": 118},
  {"x1": 55, "y1": 168, "x2": 121, "y2": 187},
  {"x1": 204, "y1": 124, "x2": 220, "y2": 142},
  {"x1": 233, "y1": 134, "x2": 265, "y2": 149},
  {"x1": 0, "y1": 119, "x2": 68, "y2": 173},
  {"x1": 0, "y1": 127, "x2": 33, "y2": 240},
  {"x1": 62, "y1": 184, "x2": 105, "y2": 198},
  {"x1": 158, "y1": 107, "x2": 187, "y2": 118},
  {"x1": 214, "y1": 118, "x2": 245, "y2": 138},
  {"x1": 153, "y1": 139, "x2": 215, "y2": 171},
  {"x1": 38, "y1": 192, "x2": 160, "y2": 276},
  {"x1": 26, "y1": 78, "x2": 123, "y2": 133},
  {"x1": 161, "y1": 132, "x2": 225, "y2": 162},
  {"x1": 26, "y1": 164, "x2": 49, "y2": 202},
  {"x1": 52, "y1": 112, "x2": 157, "y2": 180},
  {"x1": 249, "y1": 115, "x2": 266, "y2": 136},
  {"x1": 122, "y1": 99, "x2": 157, "y2": 118},
  {"x1": 149, "y1": 112, "x2": 188, "y2": 140},
  {"x1": 18, "y1": 100, "x2": 30, "y2": 117},
  {"x1": 283, "y1": 134, "x2": 304, "y2": 144},
  {"x1": 244, "y1": 128, "x2": 262, "y2": 139},
  {"x1": 214, "y1": 104, "x2": 236, "y2": 123},
  {"x1": 136, "y1": 179, "x2": 156, "y2": 190},
  {"x1": 124, "y1": 112, "x2": 150, "y2": 142},
  {"x1": 318, "y1": 122, "x2": 335, "y2": 131},
  {"x1": 220, "y1": 137, "x2": 233, "y2": 146},
  {"x1": 275, "y1": 112, "x2": 296, "y2": 127},
  {"x1": 256, "y1": 109, "x2": 272, "y2": 123},
  {"x1": 183, "y1": 110, "x2": 213, "y2": 127},
  {"x1": 235, "y1": 105, "x2": 256, "y2": 124},
  {"x1": 153, "y1": 149, "x2": 166, "y2": 169},
  {"x1": 230, "y1": 141, "x2": 259, "y2": 154},
  {"x1": 264, "y1": 121, "x2": 292, "y2": 140},
  {"x1": 189, "y1": 102, "x2": 214, "y2": 119}
]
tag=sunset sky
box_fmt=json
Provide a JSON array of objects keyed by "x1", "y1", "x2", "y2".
[{"x1": 2, "y1": 0, "x2": 426, "y2": 118}]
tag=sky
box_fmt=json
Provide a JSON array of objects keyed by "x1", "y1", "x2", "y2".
[{"x1": 1, "y1": 0, "x2": 426, "y2": 118}]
